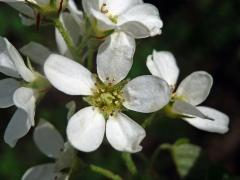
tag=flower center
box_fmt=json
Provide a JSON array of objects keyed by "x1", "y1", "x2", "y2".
[
  {"x1": 84, "y1": 77, "x2": 127, "y2": 118},
  {"x1": 100, "y1": 3, "x2": 118, "y2": 24}
]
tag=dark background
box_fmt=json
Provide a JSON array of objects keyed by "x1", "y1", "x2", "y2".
[{"x1": 0, "y1": 0, "x2": 240, "y2": 179}]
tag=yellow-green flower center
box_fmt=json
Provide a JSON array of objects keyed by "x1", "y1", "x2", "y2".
[{"x1": 84, "y1": 77, "x2": 128, "y2": 118}]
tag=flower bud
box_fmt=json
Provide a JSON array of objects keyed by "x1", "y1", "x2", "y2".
[{"x1": 26, "y1": 0, "x2": 68, "y2": 18}]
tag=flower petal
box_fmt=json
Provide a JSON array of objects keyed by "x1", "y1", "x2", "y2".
[
  {"x1": 4, "y1": 109, "x2": 32, "y2": 147},
  {"x1": 13, "y1": 87, "x2": 36, "y2": 126},
  {"x1": 146, "y1": 50, "x2": 179, "y2": 87},
  {"x1": 90, "y1": 8, "x2": 115, "y2": 31},
  {"x1": 7, "y1": 2, "x2": 35, "y2": 26},
  {"x1": 44, "y1": 54, "x2": 95, "y2": 96},
  {"x1": 182, "y1": 106, "x2": 229, "y2": 134},
  {"x1": 172, "y1": 100, "x2": 208, "y2": 119},
  {"x1": 55, "y1": 142, "x2": 76, "y2": 172},
  {"x1": 106, "y1": 113, "x2": 145, "y2": 153},
  {"x1": 123, "y1": 75, "x2": 171, "y2": 113},
  {"x1": 22, "y1": 163, "x2": 67, "y2": 180},
  {"x1": 20, "y1": 42, "x2": 51, "y2": 65},
  {"x1": 97, "y1": 32, "x2": 135, "y2": 85},
  {"x1": 67, "y1": 107, "x2": 105, "y2": 152},
  {"x1": 7, "y1": 2, "x2": 34, "y2": 18},
  {"x1": 119, "y1": 4, "x2": 163, "y2": 38},
  {"x1": 82, "y1": 0, "x2": 100, "y2": 15},
  {"x1": 19, "y1": 14, "x2": 35, "y2": 26},
  {"x1": 33, "y1": 120, "x2": 65, "y2": 159},
  {"x1": 0, "y1": 37, "x2": 35, "y2": 82},
  {"x1": 83, "y1": 1, "x2": 114, "y2": 31},
  {"x1": 68, "y1": 0, "x2": 84, "y2": 26},
  {"x1": 176, "y1": 71, "x2": 213, "y2": 106},
  {"x1": 2, "y1": 0, "x2": 25, "y2": 3},
  {"x1": 105, "y1": 0, "x2": 143, "y2": 15},
  {"x1": 0, "y1": 78, "x2": 20, "y2": 108}
]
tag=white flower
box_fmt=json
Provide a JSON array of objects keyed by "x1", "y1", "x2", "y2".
[
  {"x1": 22, "y1": 120, "x2": 75, "y2": 180},
  {"x1": 44, "y1": 49, "x2": 170, "y2": 152},
  {"x1": 0, "y1": 37, "x2": 48, "y2": 147},
  {"x1": 146, "y1": 50, "x2": 229, "y2": 134},
  {"x1": 82, "y1": 0, "x2": 163, "y2": 38},
  {"x1": 81, "y1": 0, "x2": 163, "y2": 64}
]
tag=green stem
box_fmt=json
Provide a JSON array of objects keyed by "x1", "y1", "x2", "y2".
[
  {"x1": 141, "y1": 111, "x2": 159, "y2": 129},
  {"x1": 122, "y1": 152, "x2": 137, "y2": 176},
  {"x1": 89, "y1": 164, "x2": 122, "y2": 180},
  {"x1": 149, "y1": 144, "x2": 171, "y2": 172},
  {"x1": 54, "y1": 18, "x2": 80, "y2": 61},
  {"x1": 87, "y1": 48, "x2": 95, "y2": 71}
]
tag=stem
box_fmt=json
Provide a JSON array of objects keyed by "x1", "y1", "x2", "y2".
[
  {"x1": 122, "y1": 153, "x2": 137, "y2": 176},
  {"x1": 150, "y1": 143, "x2": 172, "y2": 167},
  {"x1": 87, "y1": 48, "x2": 95, "y2": 71},
  {"x1": 89, "y1": 164, "x2": 122, "y2": 180},
  {"x1": 54, "y1": 18, "x2": 80, "y2": 61},
  {"x1": 141, "y1": 112, "x2": 159, "y2": 129}
]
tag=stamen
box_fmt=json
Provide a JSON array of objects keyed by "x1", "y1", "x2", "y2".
[
  {"x1": 100, "y1": 2, "x2": 118, "y2": 24},
  {"x1": 101, "y1": 3, "x2": 109, "y2": 14}
]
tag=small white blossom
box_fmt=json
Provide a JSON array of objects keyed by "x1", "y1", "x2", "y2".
[
  {"x1": 22, "y1": 120, "x2": 74, "y2": 180},
  {"x1": 81, "y1": 0, "x2": 163, "y2": 65},
  {"x1": 82, "y1": 0, "x2": 163, "y2": 37},
  {"x1": 146, "y1": 50, "x2": 229, "y2": 134},
  {"x1": 0, "y1": 37, "x2": 48, "y2": 147},
  {"x1": 44, "y1": 50, "x2": 170, "y2": 152}
]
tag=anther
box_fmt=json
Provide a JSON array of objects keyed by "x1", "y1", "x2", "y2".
[{"x1": 101, "y1": 3, "x2": 109, "y2": 14}]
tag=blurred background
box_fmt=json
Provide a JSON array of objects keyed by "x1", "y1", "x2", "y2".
[{"x1": 0, "y1": 0, "x2": 240, "y2": 179}]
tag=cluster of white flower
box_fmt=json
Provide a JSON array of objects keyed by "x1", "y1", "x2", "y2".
[{"x1": 0, "y1": 0, "x2": 230, "y2": 179}]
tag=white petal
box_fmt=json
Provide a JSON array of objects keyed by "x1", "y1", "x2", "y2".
[
  {"x1": 68, "y1": 0, "x2": 84, "y2": 26},
  {"x1": 7, "y1": 2, "x2": 35, "y2": 26},
  {"x1": 19, "y1": 13, "x2": 35, "y2": 26},
  {"x1": 35, "y1": 0, "x2": 49, "y2": 6},
  {"x1": 55, "y1": 142, "x2": 75, "y2": 171},
  {"x1": 33, "y1": 120, "x2": 64, "y2": 159},
  {"x1": 90, "y1": 8, "x2": 115, "y2": 31},
  {"x1": 123, "y1": 75, "x2": 171, "y2": 113},
  {"x1": 44, "y1": 54, "x2": 95, "y2": 96},
  {"x1": 0, "y1": 78, "x2": 20, "y2": 108},
  {"x1": 4, "y1": 109, "x2": 32, "y2": 147},
  {"x1": 182, "y1": 106, "x2": 229, "y2": 134},
  {"x1": 13, "y1": 87, "x2": 36, "y2": 126},
  {"x1": 176, "y1": 71, "x2": 213, "y2": 106},
  {"x1": 67, "y1": 107, "x2": 105, "y2": 152},
  {"x1": 7, "y1": 2, "x2": 34, "y2": 17},
  {"x1": 1, "y1": 0, "x2": 25, "y2": 2},
  {"x1": 97, "y1": 32, "x2": 135, "y2": 85},
  {"x1": 20, "y1": 42, "x2": 51, "y2": 65},
  {"x1": 106, "y1": 113, "x2": 145, "y2": 153},
  {"x1": 82, "y1": 0, "x2": 100, "y2": 15},
  {"x1": 119, "y1": 4, "x2": 163, "y2": 38},
  {"x1": 22, "y1": 163, "x2": 67, "y2": 180},
  {"x1": 146, "y1": 50, "x2": 179, "y2": 87},
  {"x1": 105, "y1": 0, "x2": 143, "y2": 15},
  {"x1": 172, "y1": 100, "x2": 208, "y2": 119},
  {"x1": 0, "y1": 38, "x2": 20, "y2": 78},
  {"x1": 0, "y1": 37, "x2": 35, "y2": 82},
  {"x1": 55, "y1": 12, "x2": 82, "y2": 56}
]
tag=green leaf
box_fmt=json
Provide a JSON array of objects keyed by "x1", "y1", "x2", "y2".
[{"x1": 172, "y1": 141, "x2": 201, "y2": 178}]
